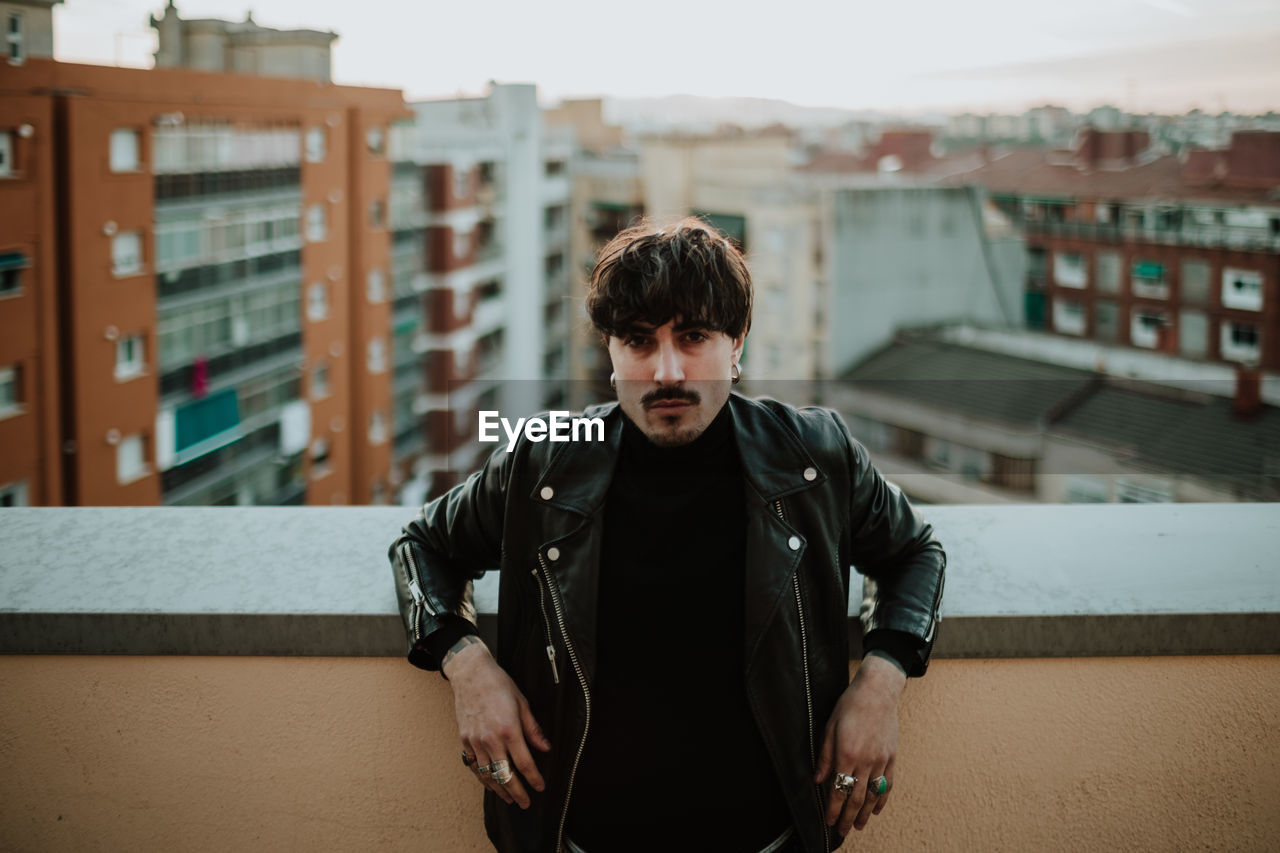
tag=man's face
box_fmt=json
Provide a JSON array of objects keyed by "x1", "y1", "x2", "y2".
[{"x1": 607, "y1": 318, "x2": 744, "y2": 447}]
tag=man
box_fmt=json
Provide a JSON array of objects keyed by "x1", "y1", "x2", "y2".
[{"x1": 390, "y1": 218, "x2": 945, "y2": 853}]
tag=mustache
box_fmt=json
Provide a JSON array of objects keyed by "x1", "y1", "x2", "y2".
[{"x1": 640, "y1": 387, "x2": 701, "y2": 408}]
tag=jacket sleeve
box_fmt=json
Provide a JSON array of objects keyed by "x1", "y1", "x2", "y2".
[
  {"x1": 388, "y1": 444, "x2": 515, "y2": 671},
  {"x1": 833, "y1": 411, "x2": 946, "y2": 676}
]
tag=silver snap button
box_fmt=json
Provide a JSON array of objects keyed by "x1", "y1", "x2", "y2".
[
  {"x1": 547, "y1": 547, "x2": 561, "y2": 561},
  {"x1": 540, "y1": 486, "x2": 554, "y2": 500},
  {"x1": 788, "y1": 536, "x2": 801, "y2": 551},
  {"x1": 803, "y1": 467, "x2": 817, "y2": 481}
]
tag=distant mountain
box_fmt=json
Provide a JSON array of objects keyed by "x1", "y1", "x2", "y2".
[{"x1": 601, "y1": 94, "x2": 906, "y2": 134}]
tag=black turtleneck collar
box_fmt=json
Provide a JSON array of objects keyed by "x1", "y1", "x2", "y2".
[{"x1": 618, "y1": 399, "x2": 735, "y2": 475}]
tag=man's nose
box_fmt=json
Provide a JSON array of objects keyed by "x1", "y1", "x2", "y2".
[{"x1": 653, "y1": 339, "x2": 685, "y2": 385}]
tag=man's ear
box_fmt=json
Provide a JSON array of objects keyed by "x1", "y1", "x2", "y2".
[{"x1": 731, "y1": 334, "x2": 746, "y2": 364}]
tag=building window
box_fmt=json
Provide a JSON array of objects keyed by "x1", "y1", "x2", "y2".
[
  {"x1": 545, "y1": 160, "x2": 565, "y2": 177},
  {"x1": 0, "y1": 251, "x2": 27, "y2": 295},
  {"x1": 116, "y1": 433, "x2": 147, "y2": 484},
  {"x1": 1179, "y1": 310, "x2": 1208, "y2": 359},
  {"x1": 1130, "y1": 311, "x2": 1166, "y2": 349},
  {"x1": 0, "y1": 364, "x2": 19, "y2": 416},
  {"x1": 310, "y1": 437, "x2": 331, "y2": 475},
  {"x1": 366, "y1": 126, "x2": 385, "y2": 155},
  {"x1": 306, "y1": 282, "x2": 328, "y2": 321},
  {"x1": 111, "y1": 231, "x2": 143, "y2": 276},
  {"x1": 1220, "y1": 321, "x2": 1260, "y2": 363},
  {"x1": 0, "y1": 478, "x2": 28, "y2": 506},
  {"x1": 370, "y1": 198, "x2": 386, "y2": 229},
  {"x1": 306, "y1": 204, "x2": 327, "y2": 242},
  {"x1": 1181, "y1": 259, "x2": 1211, "y2": 305},
  {"x1": 1053, "y1": 251, "x2": 1087, "y2": 288},
  {"x1": 0, "y1": 131, "x2": 13, "y2": 176},
  {"x1": 1095, "y1": 251, "x2": 1120, "y2": 294},
  {"x1": 7, "y1": 12, "x2": 23, "y2": 65},
  {"x1": 369, "y1": 411, "x2": 387, "y2": 445},
  {"x1": 1052, "y1": 298, "x2": 1086, "y2": 336},
  {"x1": 1065, "y1": 475, "x2": 1109, "y2": 504},
  {"x1": 1095, "y1": 301, "x2": 1119, "y2": 343},
  {"x1": 109, "y1": 129, "x2": 141, "y2": 172},
  {"x1": 305, "y1": 127, "x2": 326, "y2": 163},
  {"x1": 1131, "y1": 260, "x2": 1167, "y2": 300},
  {"x1": 366, "y1": 269, "x2": 386, "y2": 304},
  {"x1": 1221, "y1": 268, "x2": 1263, "y2": 312},
  {"x1": 1117, "y1": 480, "x2": 1172, "y2": 504},
  {"x1": 367, "y1": 337, "x2": 387, "y2": 373},
  {"x1": 115, "y1": 334, "x2": 145, "y2": 380},
  {"x1": 310, "y1": 363, "x2": 330, "y2": 399},
  {"x1": 1027, "y1": 247, "x2": 1047, "y2": 284},
  {"x1": 453, "y1": 165, "x2": 471, "y2": 200},
  {"x1": 454, "y1": 229, "x2": 471, "y2": 262}
]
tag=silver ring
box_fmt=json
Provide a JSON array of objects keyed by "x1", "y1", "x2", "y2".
[
  {"x1": 834, "y1": 773, "x2": 857, "y2": 795},
  {"x1": 490, "y1": 759, "x2": 513, "y2": 785},
  {"x1": 476, "y1": 762, "x2": 493, "y2": 777}
]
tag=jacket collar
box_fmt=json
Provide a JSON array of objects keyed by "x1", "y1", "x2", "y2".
[{"x1": 531, "y1": 393, "x2": 825, "y2": 514}]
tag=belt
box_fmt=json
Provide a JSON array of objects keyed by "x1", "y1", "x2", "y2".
[{"x1": 565, "y1": 825, "x2": 794, "y2": 853}]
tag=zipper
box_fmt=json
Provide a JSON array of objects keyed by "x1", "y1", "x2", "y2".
[
  {"x1": 530, "y1": 566, "x2": 560, "y2": 684},
  {"x1": 535, "y1": 549, "x2": 591, "y2": 853},
  {"x1": 399, "y1": 541, "x2": 434, "y2": 644},
  {"x1": 775, "y1": 499, "x2": 830, "y2": 852}
]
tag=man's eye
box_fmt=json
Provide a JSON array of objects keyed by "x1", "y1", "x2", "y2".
[
  {"x1": 684, "y1": 331, "x2": 708, "y2": 343},
  {"x1": 624, "y1": 336, "x2": 651, "y2": 348}
]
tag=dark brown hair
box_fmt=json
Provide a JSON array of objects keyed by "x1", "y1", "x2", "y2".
[{"x1": 585, "y1": 216, "x2": 753, "y2": 340}]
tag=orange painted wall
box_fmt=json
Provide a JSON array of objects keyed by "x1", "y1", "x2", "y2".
[{"x1": 1, "y1": 655, "x2": 1277, "y2": 851}]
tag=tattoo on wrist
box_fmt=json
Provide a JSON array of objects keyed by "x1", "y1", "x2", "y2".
[{"x1": 442, "y1": 634, "x2": 485, "y2": 671}]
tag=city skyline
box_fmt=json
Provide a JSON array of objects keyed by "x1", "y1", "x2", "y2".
[{"x1": 51, "y1": 0, "x2": 1280, "y2": 116}]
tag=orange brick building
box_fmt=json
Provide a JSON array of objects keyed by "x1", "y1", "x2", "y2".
[{"x1": 0, "y1": 57, "x2": 411, "y2": 506}]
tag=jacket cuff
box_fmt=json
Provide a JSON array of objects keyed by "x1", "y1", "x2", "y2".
[
  {"x1": 409, "y1": 615, "x2": 479, "y2": 674},
  {"x1": 862, "y1": 629, "x2": 925, "y2": 678}
]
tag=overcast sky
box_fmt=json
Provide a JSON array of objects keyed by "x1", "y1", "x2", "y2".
[{"x1": 52, "y1": 0, "x2": 1280, "y2": 114}]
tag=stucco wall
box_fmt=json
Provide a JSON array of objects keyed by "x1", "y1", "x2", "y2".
[{"x1": 2, "y1": 655, "x2": 1277, "y2": 852}]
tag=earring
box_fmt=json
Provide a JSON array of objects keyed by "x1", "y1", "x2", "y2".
[
  {"x1": 609, "y1": 372, "x2": 617, "y2": 391},
  {"x1": 731, "y1": 363, "x2": 741, "y2": 385}
]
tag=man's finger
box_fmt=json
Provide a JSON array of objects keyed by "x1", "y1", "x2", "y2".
[
  {"x1": 520, "y1": 699, "x2": 552, "y2": 753},
  {"x1": 836, "y1": 765, "x2": 871, "y2": 836},
  {"x1": 871, "y1": 761, "x2": 894, "y2": 816},
  {"x1": 852, "y1": 787, "x2": 878, "y2": 831},
  {"x1": 824, "y1": 766, "x2": 858, "y2": 828},
  {"x1": 472, "y1": 746, "x2": 514, "y2": 805},
  {"x1": 496, "y1": 767, "x2": 531, "y2": 809},
  {"x1": 506, "y1": 732, "x2": 546, "y2": 794}
]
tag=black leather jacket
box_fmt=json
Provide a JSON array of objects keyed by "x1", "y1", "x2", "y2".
[{"x1": 390, "y1": 394, "x2": 946, "y2": 853}]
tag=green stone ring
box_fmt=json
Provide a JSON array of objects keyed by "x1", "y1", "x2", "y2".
[{"x1": 869, "y1": 776, "x2": 890, "y2": 796}]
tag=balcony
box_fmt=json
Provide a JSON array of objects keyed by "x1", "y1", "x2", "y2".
[
  {"x1": 1, "y1": 504, "x2": 1277, "y2": 851},
  {"x1": 1021, "y1": 218, "x2": 1280, "y2": 252}
]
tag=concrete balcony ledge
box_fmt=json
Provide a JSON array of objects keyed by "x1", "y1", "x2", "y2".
[{"x1": 1, "y1": 504, "x2": 1277, "y2": 658}]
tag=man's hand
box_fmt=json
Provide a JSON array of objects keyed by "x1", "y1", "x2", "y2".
[
  {"x1": 814, "y1": 654, "x2": 907, "y2": 836},
  {"x1": 445, "y1": 639, "x2": 552, "y2": 809}
]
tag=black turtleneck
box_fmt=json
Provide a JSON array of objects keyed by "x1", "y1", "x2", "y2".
[{"x1": 566, "y1": 404, "x2": 792, "y2": 852}]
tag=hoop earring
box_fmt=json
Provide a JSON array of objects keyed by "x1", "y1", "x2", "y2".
[
  {"x1": 731, "y1": 363, "x2": 741, "y2": 385},
  {"x1": 609, "y1": 372, "x2": 617, "y2": 391}
]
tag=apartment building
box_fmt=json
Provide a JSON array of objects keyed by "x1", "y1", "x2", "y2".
[
  {"x1": 0, "y1": 44, "x2": 408, "y2": 506},
  {"x1": 636, "y1": 128, "x2": 829, "y2": 384},
  {"x1": 397, "y1": 83, "x2": 570, "y2": 503},
  {"x1": 951, "y1": 128, "x2": 1280, "y2": 371}
]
